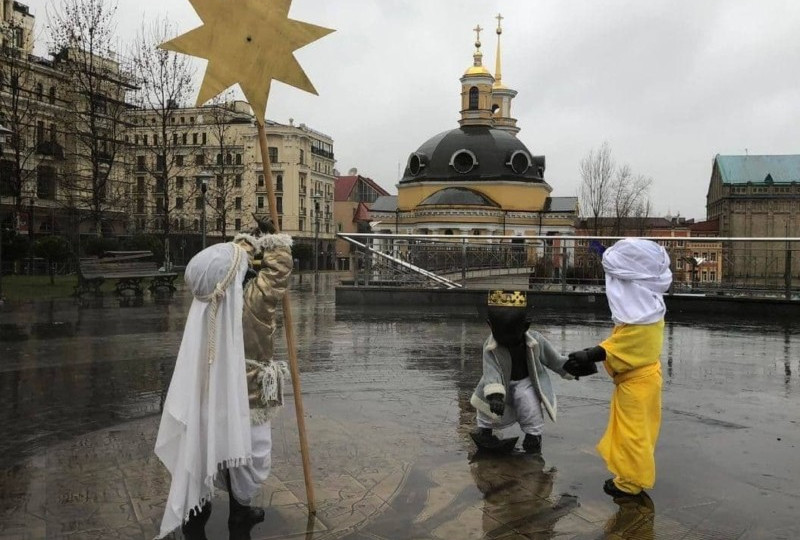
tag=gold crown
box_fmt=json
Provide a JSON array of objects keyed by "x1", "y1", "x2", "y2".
[{"x1": 487, "y1": 290, "x2": 527, "y2": 308}]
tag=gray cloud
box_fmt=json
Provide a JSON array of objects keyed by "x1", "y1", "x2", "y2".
[{"x1": 26, "y1": 0, "x2": 800, "y2": 219}]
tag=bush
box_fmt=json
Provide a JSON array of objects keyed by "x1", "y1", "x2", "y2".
[
  {"x1": 1, "y1": 229, "x2": 29, "y2": 262},
  {"x1": 292, "y1": 243, "x2": 313, "y2": 266},
  {"x1": 120, "y1": 234, "x2": 165, "y2": 264},
  {"x1": 34, "y1": 235, "x2": 72, "y2": 284},
  {"x1": 83, "y1": 236, "x2": 119, "y2": 257}
]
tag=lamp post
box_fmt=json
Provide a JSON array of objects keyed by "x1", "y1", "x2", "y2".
[
  {"x1": 27, "y1": 196, "x2": 34, "y2": 276},
  {"x1": 312, "y1": 190, "x2": 322, "y2": 278},
  {"x1": 197, "y1": 171, "x2": 213, "y2": 249},
  {"x1": 0, "y1": 124, "x2": 10, "y2": 297}
]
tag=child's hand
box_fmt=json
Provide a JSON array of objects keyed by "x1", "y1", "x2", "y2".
[
  {"x1": 486, "y1": 393, "x2": 505, "y2": 416},
  {"x1": 564, "y1": 353, "x2": 599, "y2": 379}
]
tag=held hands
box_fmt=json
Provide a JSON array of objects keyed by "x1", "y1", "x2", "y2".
[
  {"x1": 563, "y1": 345, "x2": 606, "y2": 379},
  {"x1": 486, "y1": 393, "x2": 505, "y2": 416}
]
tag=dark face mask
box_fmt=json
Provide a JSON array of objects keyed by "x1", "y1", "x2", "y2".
[{"x1": 487, "y1": 307, "x2": 530, "y2": 347}]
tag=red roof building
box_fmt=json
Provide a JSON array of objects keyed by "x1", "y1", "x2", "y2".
[{"x1": 333, "y1": 174, "x2": 390, "y2": 270}]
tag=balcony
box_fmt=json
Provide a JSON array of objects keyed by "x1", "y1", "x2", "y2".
[
  {"x1": 311, "y1": 147, "x2": 334, "y2": 159},
  {"x1": 35, "y1": 141, "x2": 65, "y2": 160}
]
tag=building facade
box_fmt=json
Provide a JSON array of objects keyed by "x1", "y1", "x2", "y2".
[
  {"x1": 707, "y1": 154, "x2": 800, "y2": 287},
  {"x1": 127, "y1": 104, "x2": 337, "y2": 265},
  {"x1": 0, "y1": 0, "x2": 133, "y2": 254},
  {"x1": 334, "y1": 172, "x2": 389, "y2": 270}
]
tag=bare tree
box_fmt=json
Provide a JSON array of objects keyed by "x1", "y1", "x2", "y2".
[
  {"x1": 0, "y1": 23, "x2": 49, "y2": 225},
  {"x1": 632, "y1": 198, "x2": 653, "y2": 236},
  {"x1": 129, "y1": 17, "x2": 194, "y2": 265},
  {"x1": 610, "y1": 164, "x2": 652, "y2": 235},
  {"x1": 579, "y1": 141, "x2": 614, "y2": 234},
  {"x1": 205, "y1": 93, "x2": 245, "y2": 242},
  {"x1": 48, "y1": 0, "x2": 133, "y2": 237}
]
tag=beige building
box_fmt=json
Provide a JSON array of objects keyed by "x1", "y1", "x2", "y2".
[
  {"x1": 126, "y1": 103, "x2": 336, "y2": 266},
  {"x1": 0, "y1": 0, "x2": 133, "y2": 246}
]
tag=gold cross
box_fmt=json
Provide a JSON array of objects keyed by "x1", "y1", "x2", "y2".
[
  {"x1": 496, "y1": 13, "x2": 504, "y2": 30},
  {"x1": 474, "y1": 24, "x2": 483, "y2": 44}
]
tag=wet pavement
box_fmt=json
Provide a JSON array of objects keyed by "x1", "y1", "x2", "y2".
[{"x1": 0, "y1": 275, "x2": 798, "y2": 539}]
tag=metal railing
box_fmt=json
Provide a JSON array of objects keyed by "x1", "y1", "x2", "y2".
[{"x1": 338, "y1": 233, "x2": 800, "y2": 299}]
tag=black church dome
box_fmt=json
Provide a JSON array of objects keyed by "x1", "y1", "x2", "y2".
[{"x1": 400, "y1": 126, "x2": 545, "y2": 184}]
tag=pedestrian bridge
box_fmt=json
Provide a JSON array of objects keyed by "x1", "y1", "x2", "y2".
[{"x1": 337, "y1": 233, "x2": 800, "y2": 299}]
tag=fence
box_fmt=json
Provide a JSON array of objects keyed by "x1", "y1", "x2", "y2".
[{"x1": 339, "y1": 234, "x2": 800, "y2": 299}]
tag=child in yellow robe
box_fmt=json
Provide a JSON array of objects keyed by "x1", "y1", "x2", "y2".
[{"x1": 564, "y1": 238, "x2": 672, "y2": 497}]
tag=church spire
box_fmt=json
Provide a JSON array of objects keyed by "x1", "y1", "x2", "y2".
[
  {"x1": 494, "y1": 14, "x2": 504, "y2": 88},
  {"x1": 490, "y1": 13, "x2": 520, "y2": 135}
]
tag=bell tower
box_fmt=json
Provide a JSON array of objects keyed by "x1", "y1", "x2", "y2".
[
  {"x1": 491, "y1": 14, "x2": 520, "y2": 135},
  {"x1": 459, "y1": 25, "x2": 495, "y2": 127}
]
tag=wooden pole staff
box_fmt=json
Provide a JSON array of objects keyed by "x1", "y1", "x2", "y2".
[{"x1": 256, "y1": 120, "x2": 316, "y2": 514}]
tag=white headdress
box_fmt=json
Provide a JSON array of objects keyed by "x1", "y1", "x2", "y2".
[
  {"x1": 602, "y1": 238, "x2": 673, "y2": 325},
  {"x1": 155, "y1": 242, "x2": 252, "y2": 538}
]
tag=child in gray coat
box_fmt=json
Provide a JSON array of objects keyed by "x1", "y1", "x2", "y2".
[{"x1": 470, "y1": 290, "x2": 575, "y2": 453}]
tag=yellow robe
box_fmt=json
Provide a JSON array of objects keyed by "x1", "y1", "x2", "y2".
[{"x1": 596, "y1": 321, "x2": 664, "y2": 494}]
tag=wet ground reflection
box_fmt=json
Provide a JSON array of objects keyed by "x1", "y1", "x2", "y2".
[
  {"x1": 0, "y1": 276, "x2": 799, "y2": 538},
  {"x1": 1, "y1": 278, "x2": 799, "y2": 466}
]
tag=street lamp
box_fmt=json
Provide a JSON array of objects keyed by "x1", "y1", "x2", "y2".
[
  {"x1": 197, "y1": 171, "x2": 213, "y2": 249},
  {"x1": 312, "y1": 190, "x2": 322, "y2": 278},
  {"x1": 0, "y1": 124, "x2": 10, "y2": 297}
]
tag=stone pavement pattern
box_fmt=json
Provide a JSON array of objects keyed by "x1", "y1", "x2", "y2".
[{"x1": 1, "y1": 277, "x2": 799, "y2": 539}]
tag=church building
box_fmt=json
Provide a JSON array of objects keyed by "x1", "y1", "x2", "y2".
[{"x1": 371, "y1": 16, "x2": 577, "y2": 237}]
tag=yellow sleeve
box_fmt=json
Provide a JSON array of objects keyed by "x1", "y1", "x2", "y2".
[{"x1": 600, "y1": 320, "x2": 665, "y2": 375}]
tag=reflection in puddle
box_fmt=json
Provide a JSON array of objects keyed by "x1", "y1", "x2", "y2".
[{"x1": 604, "y1": 492, "x2": 655, "y2": 539}]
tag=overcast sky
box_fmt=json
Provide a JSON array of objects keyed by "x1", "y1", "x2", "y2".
[{"x1": 24, "y1": 0, "x2": 800, "y2": 220}]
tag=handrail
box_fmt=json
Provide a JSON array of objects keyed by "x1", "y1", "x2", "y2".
[
  {"x1": 339, "y1": 233, "x2": 800, "y2": 243},
  {"x1": 339, "y1": 234, "x2": 463, "y2": 289}
]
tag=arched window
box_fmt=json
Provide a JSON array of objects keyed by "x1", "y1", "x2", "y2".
[
  {"x1": 468, "y1": 87, "x2": 479, "y2": 110},
  {"x1": 226, "y1": 153, "x2": 232, "y2": 165},
  {"x1": 216, "y1": 153, "x2": 223, "y2": 165}
]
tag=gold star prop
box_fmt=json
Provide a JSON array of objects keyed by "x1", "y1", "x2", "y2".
[{"x1": 160, "y1": 0, "x2": 334, "y2": 124}]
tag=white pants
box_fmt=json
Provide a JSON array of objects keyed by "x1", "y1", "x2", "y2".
[
  {"x1": 477, "y1": 377, "x2": 545, "y2": 436},
  {"x1": 215, "y1": 421, "x2": 272, "y2": 505}
]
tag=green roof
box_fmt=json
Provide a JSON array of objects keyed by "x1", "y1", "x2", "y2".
[{"x1": 716, "y1": 154, "x2": 800, "y2": 184}]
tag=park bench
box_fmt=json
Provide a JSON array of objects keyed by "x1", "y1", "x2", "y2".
[{"x1": 75, "y1": 251, "x2": 178, "y2": 298}]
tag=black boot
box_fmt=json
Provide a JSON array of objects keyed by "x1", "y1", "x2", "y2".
[
  {"x1": 181, "y1": 501, "x2": 211, "y2": 540},
  {"x1": 226, "y1": 470, "x2": 265, "y2": 528},
  {"x1": 470, "y1": 428, "x2": 518, "y2": 453},
  {"x1": 522, "y1": 434, "x2": 542, "y2": 454}
]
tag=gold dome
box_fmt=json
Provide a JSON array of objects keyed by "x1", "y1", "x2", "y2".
[{"x1": 464, "y1": 65, "x2": 491, "y2": 76}]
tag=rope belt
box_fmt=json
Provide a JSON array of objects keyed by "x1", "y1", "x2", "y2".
[{"x1": 195, "y1": 244, "x2": 243, "y2": 368}]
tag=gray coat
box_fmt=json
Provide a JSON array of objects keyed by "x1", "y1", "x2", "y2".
[{"x1": 470, "y1": 330, "x2": 573, "y2": 423}]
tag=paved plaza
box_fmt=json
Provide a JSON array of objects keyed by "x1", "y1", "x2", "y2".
[{"x1": 1, "y1": 275, "x2": 799, "y2": 539}]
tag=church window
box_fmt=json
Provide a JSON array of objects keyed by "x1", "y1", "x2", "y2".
[
  {"x1": 450, "y1": 150, "x2": 477, "y2": 174},
  {"x1": 408, "y1": 153, "x2": 426, "y2": 176},
  {"x1": 468, "y1": 87, "x2": 479, "y2": 110},
  {"x1": 507, "y1": 151, "x2": 531, "y2": 175}
]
